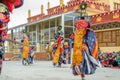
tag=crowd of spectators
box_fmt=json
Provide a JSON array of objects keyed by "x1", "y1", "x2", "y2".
[{"x1": 98, "y1": 51, "x2": 120, "y2": 67}]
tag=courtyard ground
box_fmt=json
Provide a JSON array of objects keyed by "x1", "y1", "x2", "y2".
[{"x1": 0, "y1": 61, "x2": 120, "y2": 80}]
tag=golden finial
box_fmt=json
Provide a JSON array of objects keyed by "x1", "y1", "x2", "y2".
[
  {"x1": 60, "y1": 0, "x2": 64, "y2": 6},
  {"x1": 41, "y1": 5, "x2": 44, "y2": 14},
  {"x1": 48, "y1": 2, "x2": 50, "y2": 9},
  {"x1": 28, "y1": 9, "x2": 31, "y2": 18}
]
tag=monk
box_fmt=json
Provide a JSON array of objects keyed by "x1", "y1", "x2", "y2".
[
  {"x1": 71, "y1": 19, "x2": 99, "y2": 80},
  {"x1": 21, "y1": 35, "x2": 29, "y2": 65}
]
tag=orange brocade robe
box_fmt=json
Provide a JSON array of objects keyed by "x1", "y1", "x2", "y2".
[
  {"x1": 72, "y1": 28, "x2": 86, "y2": 65},
  {"x1": 22, "y1": 39, "x2": 29, "y2": 59}
]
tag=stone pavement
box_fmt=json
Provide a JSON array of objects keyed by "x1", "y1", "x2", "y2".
[{"x1": 0, "y1": 61, "x2": 120, "y2": 80}]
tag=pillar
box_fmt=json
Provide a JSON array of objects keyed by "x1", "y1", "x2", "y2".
[
  {"x1": 61, "y1": 14, "x2": 65, "y2": 42},
  {"x1": 36, "y1": 24, "x2": 40, "y2": 52}
]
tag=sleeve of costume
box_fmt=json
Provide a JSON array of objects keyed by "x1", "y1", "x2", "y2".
[{"x1": 84, "y1": 29, "x2": 98, "y2": 59}]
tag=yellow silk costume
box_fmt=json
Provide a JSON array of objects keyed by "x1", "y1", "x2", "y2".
[
  {"x1": 53, "y1": 43, "x2": 60, "y2": 64},
  {"x1": 22, "y1": 39, "x2": 29, "y2": 59},
  {"x1": 72, "y1": 28, "x2": 86, "y2": 65}
]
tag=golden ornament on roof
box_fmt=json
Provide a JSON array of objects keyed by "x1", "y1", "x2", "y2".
[{"x1": 82, "y1": 5, "x2": 85, "y2": 9}]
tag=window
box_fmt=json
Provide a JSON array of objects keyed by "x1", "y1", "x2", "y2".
[
  {"x1": 114, "y1": 2, "x2": 120, "y2": 10},
  {"x1": 103, "y1": 31, "x2": 111, "y2": 42}
]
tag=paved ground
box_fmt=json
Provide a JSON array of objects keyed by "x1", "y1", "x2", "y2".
[{"x1": 0, "y1": 61, "x2": 120, "y2": 80}]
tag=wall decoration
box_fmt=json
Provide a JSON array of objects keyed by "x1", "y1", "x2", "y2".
[
  {"x1": 96, "y1": 16, "x2": 102, "y2": 22},
  {"x1": 113, "y1": 13, "x2": 119, "y2": 19}
]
